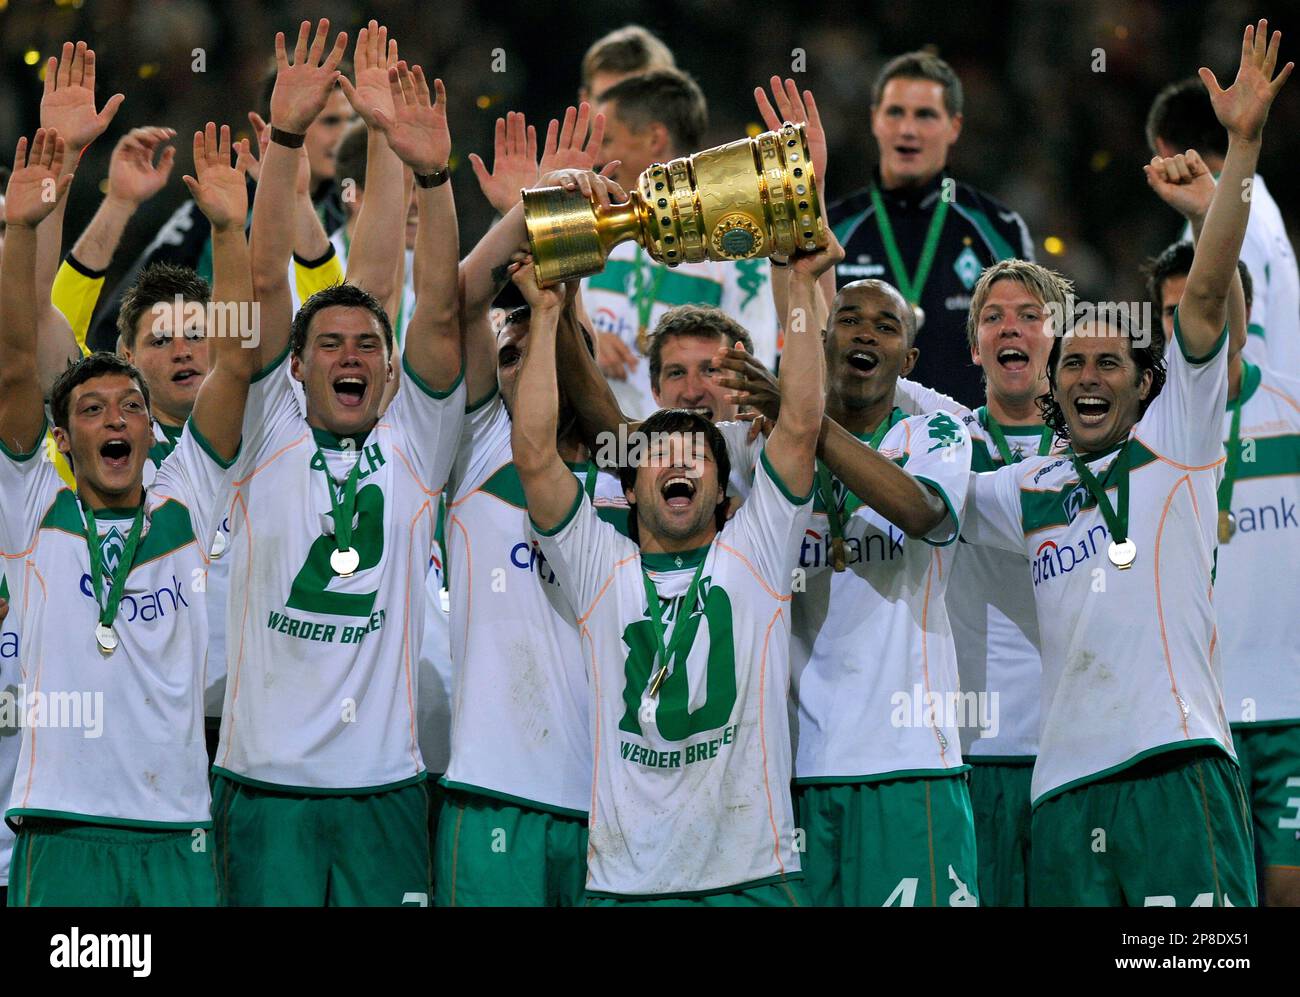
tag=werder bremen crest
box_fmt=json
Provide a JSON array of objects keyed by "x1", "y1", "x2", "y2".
[{"x1": 99, "y1": 526, "x2": 128, "y2": 580}]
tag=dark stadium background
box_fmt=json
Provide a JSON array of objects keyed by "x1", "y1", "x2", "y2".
[{"x1": 2, "y1": 0, "x2": 1296, "y2": 317}]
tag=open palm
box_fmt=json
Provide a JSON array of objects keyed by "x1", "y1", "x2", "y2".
[
  {"x1": 338, "y1": 19, "x2": 398, "y2": 131},
  {"x1": 183, "y1": 123, "x2": 248, "y2": 230},
  {"x1": 270, "y1": 19, "x2": 349, "y2": 133},
  {"x1": 6, "y1": 129, "x2": 71, "y2": 228},
  {"x1": 40, "y1": 41, "x2": 124, "y2": 153},
  {"x1": 373, "y1": 64, "x2": 450, "y2": 174},
  {"x1": 468, "y1": 111, "x2": 539, "y2": 215},
  {"x1": 1200, "y1": 19, "x2": 1293, "y2": 142}
]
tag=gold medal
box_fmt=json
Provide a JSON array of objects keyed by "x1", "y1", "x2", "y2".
[
  {"x1": 648, "y1": 664, "x2": 669, "y2": 698},
  {"x1": 636, "y1": 325, "x2": 650, "y2": 357},
  {"x1": 831, "y1": 536, "x2": 847, "y2": 573},
  {"x1": 1218, "y1": 509, "x2": 1236, "y2": 544}
]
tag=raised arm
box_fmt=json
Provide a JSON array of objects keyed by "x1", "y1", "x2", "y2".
[
  {"x1": 459, "y1": 200, "x2": 527, "y2": 403},
  {"x1": 1179, "y1": 20, "x2": 1291, "y2": 358},
  {"x1": 337, "y1": 20, "x2": 404, "y2": 310},
  {"x1": 509, "y1": 260, "x2": 578, "y2": 532},
  {"x1": 1, "y1": 131, "x2": 74, "y2": 455},
  {"x1": 183, "y1": 124, "x2": 259, "y2": 462},
  {"x1": 369, "y1": 63, "x2": 459, "y2": 390},
  {"x1": 1143, "y1": 148, "x2": 1247, "y2": 361},
  {"x1": 253, "y1": 19, "x2": 348, "y2": 361},
  {"x1": 763, "y1": 236, "x2": 832, "y2": 497}
]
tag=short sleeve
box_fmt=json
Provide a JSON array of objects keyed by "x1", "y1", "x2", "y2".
[
  {"x1": 235, "y1": 346, "x2": 302, "y2": 473},
  {"x1": 152, "y1": 417, "x2": 242, "y2": 551},
  {"x1": 448, "y1": 388, "x2": 509, "y2": 498},
  {"x1": 723, "y1": 448, "x2": 814, "y2": 590},
  {"x1": 882, "y1": 411, "x2": 973, "y2": 546},
  {"x1": 532, "y1": 486, "x2": 636, "y2": 621},
  {"x1": 962, "y1": 464, "x2": 1027, "y2": 555},
  {"x1": 381, "y1": 354, "x2": 467, "y2": 492},
  {"x1": 1139, "y1": 308, "x2": 1229, "y2": 467},
  {"x1": 715, "y1": 419, "x2": 763, "y2": 497},
  {"x1": 893, "y1": 378, "x2": 968, "y2": 419},
  {"x1": 0, "y1": 420, "x2": 62, "y2": 557}
]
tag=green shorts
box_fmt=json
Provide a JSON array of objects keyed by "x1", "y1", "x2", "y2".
[
  {"x1": 585, "y1": 879, "x2": 807, "y2": 907},
  {"x1": 967, "y1": 758, "x2": 1034, "y2": 907},
  {"x1": 8, "y1": 818, "x2": 216, "y2": 907},
  {"x1": 1232, "y1": 722, "x2": 1300, "y2": 873},
  {"x1": 212, "y1": 774, "x2": 431, "y2": 906},
  {"x1": 433, "y1": 788, "x2": 587, "y2": 907},
  {"x1": 794, "y1": 773, "x2": 979, "y2": 907},
  {"x1": 1030, "y1": 745, "x2": 1257, "y2": 907}
]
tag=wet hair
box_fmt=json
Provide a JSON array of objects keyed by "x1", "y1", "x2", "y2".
[
  {"x1": 50, "y1": 352, "x2": 152, "y2": 460},
  {"x1": 647, "y1": 305, "x2": 755, "y2": 392},
  {"x1": 1037, "y1": 312, "x2": 1167, "y2": 448},
  {"x1": 617, "y1": 408, "x2": 731, "y2": 543},
  {"x1": 117, "y1": 263, "x2": 211, "y2": 350},
  {"x1": 290, "y1": 281, "x2": 392, "y2": 357},
  {"x1": 872, "y1": 51, "x2": 964, "y2": 116}
]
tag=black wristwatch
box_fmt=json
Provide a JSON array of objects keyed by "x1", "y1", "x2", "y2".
[
  {"x1": 414, "y1": 165, "x2": 451, "y2": 189},
  {"x1": 269, "y1": 127, "x2": 306, "y2": 149}
]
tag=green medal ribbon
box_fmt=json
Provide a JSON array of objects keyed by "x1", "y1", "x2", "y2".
[
  {"x1": 978, "y1": 407, "x2": 1052, "y2": 465},
  {"x1": 632, "y1": 246, "x2": 667, "y2": 352},
  {"x1": 81, "y1": 499, "x2": 147, "y2": 647},
  {"x1": 584, "y1": 462, "x2": 599, "y2": 499},
  {"x1": 814, "y1": 408, "x2": 905, "y2": 571},
  {"x1": 1217, "y1": 386, "x2": 1246, "y2": 543},
  {"x1": 317, "y1": 446, "x2": 362, "y2": 572},
  {"x1": 870, "y1": 185, "x2": 951, "y2": 305},
  {"x1": 641, "y1": 553, "x2": 709, "y2": 699},
  {"x1": 1069, "y1": 441, "x2": 1134, "y2": 565}
]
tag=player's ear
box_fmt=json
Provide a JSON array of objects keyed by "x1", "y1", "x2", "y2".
[
  {"x1": 290, "y1": 354, "x2": 305, "y2": 383},
  {"x1": 52, "y1": 426, "x2": 72, "y2": 456},
  {"x1": 901, "y1": 345, "x2": 920, "y2": 379},
  {"x1": 1137, "y1": 367, "x2": 1153, "y2": 402}
]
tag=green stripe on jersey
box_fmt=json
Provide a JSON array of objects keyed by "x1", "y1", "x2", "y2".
[
  {"x1": 585, "y1": 259, "x2": 723, "y2": 307},
  {"x1": 1020, "y1": 440, "x2": 1160, "y2": 535},
  {"x1": 956, "y1": 205, "x2": 1016, "y2": 260},
  {"x1": 38, "y1": 490, "x2": 197, "y2": 563},
  {"x1": 1232, "y1": 434, "x2": 1300, "y2": 482}
]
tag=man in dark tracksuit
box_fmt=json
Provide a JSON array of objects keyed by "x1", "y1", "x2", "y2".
[{"x1": 829, "y1": 52, "x2": 1034, "y2": 407}]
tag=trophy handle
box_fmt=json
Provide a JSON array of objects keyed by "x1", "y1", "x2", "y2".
[{"x1": 522, "y1": 187, "x2": 644, "y2": 286}]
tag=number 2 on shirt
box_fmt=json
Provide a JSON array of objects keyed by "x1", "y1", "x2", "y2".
[{"x1": 286, "y1": 484, "x2": 385, "y2": 617}]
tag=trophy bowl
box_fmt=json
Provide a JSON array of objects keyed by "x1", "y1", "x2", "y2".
[{"x1": 522, "y1": 121, "x2": 827, "y2": 286}]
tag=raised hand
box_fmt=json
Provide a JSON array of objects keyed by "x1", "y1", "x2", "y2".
[
  {"x1": 40, "y1": 41, "x2": 124, "y2": 154},
  {"x1": 713, "y1": 343, "x2": 781, "y2": 424},
  {"x1": 1200, "y1": 19, "x2": 1293, "y2": 142},
  {"x1": 755, "y1": 76, "x2": 826, "y2": 182},
  {"x1": 468, "y1": 111, "x2": 539, "y2": 215},
  {"x1": 337, "y1": 19, "x2": 399, "y2": 131},
  {"x1": 107, "y1": 127, "x2": 177, "y2": 205},
  {"x1": 1143, "y1": 149, "x2": 1216, "y2": 221},
  {"x1": 270, "y1": 19, "x2": 350, "y2": 134},
  {"x1": 370, "y1": 63, "x2": 450, "y2": 174},
  {"x1": 538, "y1": 103, "x2": 609, "y2": 175},
  {"x1": 182, "y1": 123, "x2": 248, "y2": 231},
  {"x1": 6, "y1": 129, "x2": 73, "y2": 228},
  {"x1": 540, "y1": 167, "x2": 627, "y2": 208},
  {"x1": 791, "y1": 228, "x2": 845, "y2": 279}
]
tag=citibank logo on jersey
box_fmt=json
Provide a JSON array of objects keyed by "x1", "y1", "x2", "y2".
[
  {"x1": 79, "y1": 572, "x2": 192, "y2": 622},
  {"x1": 1032, "y1": 523, "x2": 1109, "y2": 588},
  {"x1": 510, "y1": 540, "x2": 559, "y2": 587},
  {"x1": 799, "y1": 525, "x2": 904, "y2": 568}
]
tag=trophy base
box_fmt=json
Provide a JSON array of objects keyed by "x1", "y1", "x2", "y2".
[{"x1": 523, "y1": 187, "x2": 617, "y2": 285}]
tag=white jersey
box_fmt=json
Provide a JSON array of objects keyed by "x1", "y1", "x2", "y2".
[
  {"x1": 441, "y1": 392, "x2": 596, "y2": 815},
  {"x1": 895, "y1": 381, "x2": 1048, "y2": 758},
  {"x1": 535, "y1": 453, "x2": 811, "y2": 897},
  {"x1": 0, "y1": 420, "x2": 233, "y2": 827},
  {"x1": 582, "y1": 243, "x2": 778, "y2": 419},
  {"x1": 216, "y1": 349, "x2": 464, "y2": 791},
  {"x1": 1184, "y1": 173, "x2": 1300, "y2": 376},
  {"x1": 327, "y1": 231, "x2": 417, "y2": 343},
  {"x1": 416, "y1": 521, "x2": 453, "y2": 774},
  {"x1": 0, "y1": 571, "x2": 21, "y2": 884},
  {"x1": 1215, "y1": 362, "x2": 1300, "y2": 724},
  {"x1": 791, "y1": 409, "x2": 972, "y2": 780},
  {"x1": 144, "y1": 420, "x2": 229, "y2": 719},
  {"x1": 963, "y1": 317, "x2": 1235, "y2": 804}
]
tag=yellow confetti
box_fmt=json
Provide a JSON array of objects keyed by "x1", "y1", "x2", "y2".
[
  {"x1": 138, "y1": 63, "x2": 161, "y2": 79},
  {"x1": 1044, "y1": 236, "x2": 1066, "y2": 256},
  {"x1": 24, "y1": 49, "x2": 41, "y2": 66}
]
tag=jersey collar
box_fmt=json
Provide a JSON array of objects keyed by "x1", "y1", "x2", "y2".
[
  {"x1": 873, "y1": 166, "x2": 948, "y2": 211},
  {"x1": 641, "y1": 546, "x2": 710, "y2": 572},
  {"x1": 312, "y1": 427, "x2": 372, "y2": 451},
  {"x1": 1234, "y1": 361, "x2": 1262, "y2": 407}
]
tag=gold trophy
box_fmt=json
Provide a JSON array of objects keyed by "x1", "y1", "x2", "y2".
[{"x1": 522, "y1": 121, "x2": 827, "y2": 287}]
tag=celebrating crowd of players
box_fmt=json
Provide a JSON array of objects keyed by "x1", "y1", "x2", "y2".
[{"x1": 0, "y1": 16, "x2": 1296, "y2": 907}]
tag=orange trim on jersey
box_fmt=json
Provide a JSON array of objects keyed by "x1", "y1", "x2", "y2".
[
  {"x1": 390, "y1": 443, "x2": 439, "y2": 499},
  {"x1": 1153, "y1": 475, "x2": 1194, "y2": 739},
  {"x1": 447, "y1": 457, "x2": 512, "y2": 510},
  {"x1": 232, "y1": 432, "x2": 311, "y2": 488},
  {"x1": 19, "y1": 565, "x2": 49, "y2": 811},
  {"x1": 447, "y1": 515, "x2": 472, "y2": 739},
  {"x1": 1132, "y1": 430, "x2": 1226, "y2": 473},
  {"x1": 401, "y1": 501, "x2": 434, "y2": 774},
  {"x1": 219, "y1": 490, "x2": 254, "y2": 770},
  {"x1": 583, "y1": 623, "x2": 602, "y2": 874},
  {"x1": 715, "y1": 540, "x2": 788, "y2": 602},
  {"x1": 757, "y1": 605, "x2": 788, "y2": 877},
  {"x1": 575, "y1": 551, "x2": 641, "y2": 627},
  {"x1": 0, "y1": 491, "x2": 66, "y2": 561},
  {"x1": 1260, "y1": 382, "x2": 1300, "y2": 416}
]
